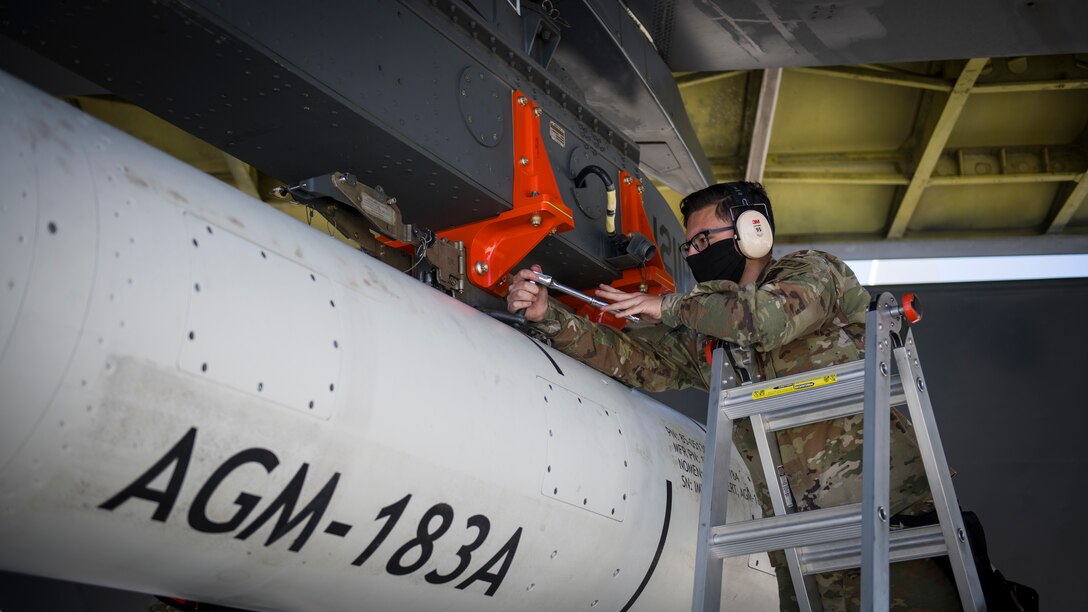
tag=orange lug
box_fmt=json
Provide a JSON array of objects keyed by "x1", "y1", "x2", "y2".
[
  {"x1": 902, "y1": 292, "x2": 923, "y2": 323},
  {"x1": 557, "y1": 171, "x2": 676, "y2": 329},
  {"x1": 438, "y1": 91, "x2": 574, "y2": 295},
  {"x1": 374, "y1": 234, "x2": 413, "y2": 253},
  {"x1": 612, "y1": 171, "x2": 675, "y2": 295}
]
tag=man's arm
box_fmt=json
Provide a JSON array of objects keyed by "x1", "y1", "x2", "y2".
[
  {"x1": 507, "y1": 267, "x2": 702, "y2": 392},
  {"x1": 659, "y1": 253, "x2": 844, "y2": 352},
  {"x1": 531, "y1": 300, "x2": 703, "y2": 392}
]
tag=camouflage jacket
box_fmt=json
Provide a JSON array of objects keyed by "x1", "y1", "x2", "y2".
[{"x1": 531, "y1": 250, "x2": 931, "y2": 519}]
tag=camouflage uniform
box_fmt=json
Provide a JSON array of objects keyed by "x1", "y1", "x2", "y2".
[{"x1": 530, "y1": 250, "x2": 957, "y2": 611}]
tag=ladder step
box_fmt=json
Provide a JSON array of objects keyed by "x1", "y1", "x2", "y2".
[
  {"x1": 799, "y1": 524, "x2": 947, "y2": 575},
  {"x1": 711, "y1": 507, "x2": 948, "y2": 573},
  {"x1": 709, "y1": 503, "x2": 863, "y2": 559},
  {"x1": 718, "y1": 360, "x2": 904, "y2": 430},
  {"x1": 761, "y1": 379, "x2": 904, "y2": 433}
]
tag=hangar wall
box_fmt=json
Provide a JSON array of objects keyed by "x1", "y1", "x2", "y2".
[{"x1": 880, "y1": 277, "x2": 1088, "y2": 608}]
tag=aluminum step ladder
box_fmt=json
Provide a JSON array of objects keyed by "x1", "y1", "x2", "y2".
[{"x1": 692, "y1": 292, "x2": 986, "y2": 611}]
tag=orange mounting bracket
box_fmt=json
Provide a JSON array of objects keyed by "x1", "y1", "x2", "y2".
[
  {"x1": 558, "y1": 171, "x2": 677, "y2": 329},
  {"x1": 438, "y1": 91, "x2": 574, "y2": 295}
]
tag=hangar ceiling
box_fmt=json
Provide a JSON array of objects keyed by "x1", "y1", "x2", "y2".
[{"x1": 661, "y1": 54, "x2": 1088, "y2": 259}]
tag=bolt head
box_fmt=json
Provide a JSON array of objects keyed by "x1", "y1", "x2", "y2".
[
  {"x1": 474, "y1": 261, "x2": 489, "y2": 275},
  {"x1": 957, "y1": 528, "x2": 966, "y2": 542},
  {"x1": 530, "y1": 213, "x2": 543, "y2": 227},
  {"x1": 639, "y1": 283, "x2": 648, "y2": 293},
  {"x1": 517, "y1": 96, "x2": 528, "y2": 106},
  {"x1": 519, "y1": 157, "x2": 530, "y2": 166},
  {"x1": 637, "y1": 185, "x2": 644, "y2": 193},
  {"x1": 533, "y1": 107, "x2": 542, "y2": 117}
]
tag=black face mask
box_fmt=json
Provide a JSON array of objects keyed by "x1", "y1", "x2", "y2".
[{"x1": 686, "y1": 239, "x2": 746, "y2": 283}]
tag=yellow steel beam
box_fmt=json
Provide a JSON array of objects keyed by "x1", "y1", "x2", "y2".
[
  {"x1": 767, "y1": 151, "x2": 909, "y2": 165},
  {"x1": 1047, "y1": 172, "x2": 1088, "y2": 233},
  {"x1": 712, "y1": 170, "x2": 744, "y2": 182},
  {"x1": 745, "y1": 68, "x2": 782, "y2": 183},
  {"x1": 712, "y1": 147, "x2": 1081, "y2": 186},
  {"x1": 854, "y1": 64, "x2": 937, "y2": 77},
  {"x1": 929, "y1": 173, "x2": 1080, "y2": 186},
  {"x1": 789, "y1": 66, "x2": 952, "y2": 92},
  {"x1": 762, "y1": 172, "x2": 1079, "y2": 186},
  {"x1": 974, "y1": 79, "x2": 1088, "y2": 94},
  {"x1": 763, "y1": 172, "x2": 909, "y2": 185},
  {"x1": 887, "y1": 58, "x2": 990, "y2": 238},
  {"x1": 676, "y1": 70, "x2": 748, "y2": 88},
  {"x1": 749, "y1": 146, "x2": 1082, "y2": 168}
]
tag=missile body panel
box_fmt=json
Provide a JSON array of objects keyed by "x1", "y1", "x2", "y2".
[{"x1": 0, "y1": 69, "x2": 777, "y2": 610}]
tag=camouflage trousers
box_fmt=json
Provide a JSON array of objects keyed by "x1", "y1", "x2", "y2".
[
  {"x1": 776, "y1": 559, "x2": 962, "y2": 611},
  {"x1": 732, "y1": 408, "x2": 961, "y2": 610},
  {"x1": 733, "y1": 408, "x2": 932, "y2": 517}
]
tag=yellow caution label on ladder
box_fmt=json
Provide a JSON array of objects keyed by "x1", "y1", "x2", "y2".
[{"x1": 751, "y1": 374, "x2": 838, "y2": 401}]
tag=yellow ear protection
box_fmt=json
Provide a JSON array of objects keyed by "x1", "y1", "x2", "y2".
[{"x1": 723, "y1": 182, "x2": 774, "y2": 259}]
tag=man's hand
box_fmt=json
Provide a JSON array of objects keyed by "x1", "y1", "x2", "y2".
[
  {"x1": 596, "y1": 285, "x2": 663, "y2": 322},
  {"x1": 507, "y1": 265, "x2": 549, "y2": 322}
]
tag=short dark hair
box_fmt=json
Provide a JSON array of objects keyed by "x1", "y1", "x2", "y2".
[{"x1": 679, "y1": 181, "x2": 774, "y2": 230}]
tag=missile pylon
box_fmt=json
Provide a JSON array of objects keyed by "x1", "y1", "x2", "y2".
[{"x1": 0, "y1": 69, "x2": 777, "y2": 611}]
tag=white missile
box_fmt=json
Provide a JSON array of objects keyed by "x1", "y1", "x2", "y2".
[{"x1": 0, "y1": 69, "x2": 778, "y2": 611}]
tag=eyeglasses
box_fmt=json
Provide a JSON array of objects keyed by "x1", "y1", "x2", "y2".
[{"x1": 680, "y1": 226, "x2": 733, "y2": 254}]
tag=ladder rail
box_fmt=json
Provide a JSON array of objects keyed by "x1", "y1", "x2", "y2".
[
  {"x1": 691, "y1": 348, "x2": 736, "y2": 612},
  {"x1": 861, "y1": 294, "x2": 896, "y2": 609},
  {"x1": 894, "y1": 332, "x2": 986, "y2": 609}
]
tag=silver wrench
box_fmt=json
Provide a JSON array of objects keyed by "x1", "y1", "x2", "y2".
[{"x1": 532, "y1": 273, "x2": 640, "y2": 322}]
